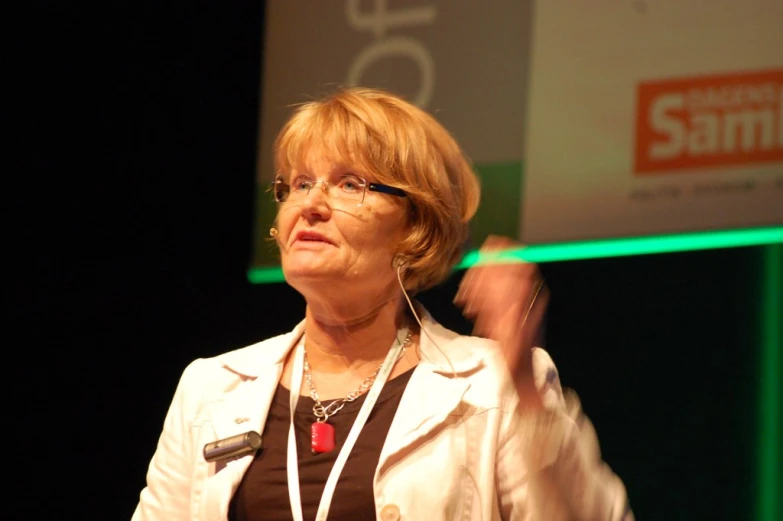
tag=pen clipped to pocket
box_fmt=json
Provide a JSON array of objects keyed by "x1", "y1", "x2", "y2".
[{"x1": 203, "y1": 431, "x2": 263, "y2": 463}]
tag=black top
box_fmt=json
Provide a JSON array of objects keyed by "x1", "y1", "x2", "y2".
[{"x1": 229, "y1": 367, "x2": 415, "y2": 521}]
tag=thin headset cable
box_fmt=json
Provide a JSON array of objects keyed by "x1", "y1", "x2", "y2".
[{"x1": 396, "y1": 264, "x2": 457, "y2": 378}]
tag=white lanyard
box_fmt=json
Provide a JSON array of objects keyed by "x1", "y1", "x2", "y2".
[{"x1": 286, "y1": 328, "x2": 408, "y2": 521}]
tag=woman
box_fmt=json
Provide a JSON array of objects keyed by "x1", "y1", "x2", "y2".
[{"x1": 132, "y1": 87, "x2": 633, "y2": 521}]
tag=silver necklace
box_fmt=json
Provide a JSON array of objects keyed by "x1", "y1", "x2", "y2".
[{"x1": 303, "y1": 329, "x2": 413, "y2": 424}]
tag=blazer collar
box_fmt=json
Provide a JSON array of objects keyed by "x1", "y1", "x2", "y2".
[
  {"x1": 205, "y1": 321, "x2": 305, "y2": 443},
  {"x1": 414, "y1": 304, "x2": 486, "y2": 375},
  {"x1": 208, "y1": 304, "x2": 488, "y2": 464},
  {"x1": 213, "y1": 303, "x2": 486, "y2": 378},
  {"x1": 216, "y1": 320, "x2": 306, "y2": 377}
]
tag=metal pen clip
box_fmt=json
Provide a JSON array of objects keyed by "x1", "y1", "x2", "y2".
[{"x1": 203, "y1": 431, "x2": 263, "y2": 463}]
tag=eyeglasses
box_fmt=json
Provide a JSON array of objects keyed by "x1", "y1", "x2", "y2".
[{"x1": 273, "y1": 174, "x2": 407, "y2": 205}]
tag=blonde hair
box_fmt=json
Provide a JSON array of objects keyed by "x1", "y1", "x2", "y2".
[{"x1": 274, "y1": 86, "x2": 481, "y2": 294}]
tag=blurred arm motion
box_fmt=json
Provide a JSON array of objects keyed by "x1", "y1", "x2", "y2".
[{"x1": 455, "y1": 236, "x2": 634, "y2": 521}]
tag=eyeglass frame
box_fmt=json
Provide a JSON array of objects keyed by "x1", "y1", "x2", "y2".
[{"x1": 272, "y1": 174, "x2": 407, "y2": 205}]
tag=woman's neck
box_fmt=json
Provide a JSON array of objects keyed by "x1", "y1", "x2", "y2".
[{"x1": 302, "y1": 294, "x2": 409, "y2": 374}]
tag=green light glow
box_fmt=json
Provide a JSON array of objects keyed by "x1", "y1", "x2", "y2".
[
  {"x1": 759, "y1": 243, "x2": 781, "y2": 521},
  {"x1": 457, "y1": 226, "x2": 783, "y2": 267},
  {"x1": 247, "y1": 265, "x2": 286, "y2": 284},
  {"x1": 247, "y1": 226, "x2": 783, "y2": 284}
]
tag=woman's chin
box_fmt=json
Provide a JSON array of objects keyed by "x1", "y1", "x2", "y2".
[{"x1": 282, "y1": 261, "x2": 341, "y2": 285}]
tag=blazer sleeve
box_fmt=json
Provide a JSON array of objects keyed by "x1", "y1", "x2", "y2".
[
  {"x1": 132, "y1": 359, "x2": 207, "y2": 521},
  {"x1": 496, "y1": 348, "x2": 634, "y2": 521},
  {"x1": 551, "y1": 388, "x2": 634, "y2": 521}
]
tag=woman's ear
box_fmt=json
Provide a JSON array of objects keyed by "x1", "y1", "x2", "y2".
[{"x1": 392, "y1": 253, "x2": 410, "y2": 269}]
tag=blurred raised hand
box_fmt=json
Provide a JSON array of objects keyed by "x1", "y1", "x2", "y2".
[{"x1": 454, "y1": 235, "x2": 550, "y2": 411}]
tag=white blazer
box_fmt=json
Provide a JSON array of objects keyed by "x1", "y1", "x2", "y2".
[{"x1": 132, "y1": 307, "x2": 633, "y2": 521}]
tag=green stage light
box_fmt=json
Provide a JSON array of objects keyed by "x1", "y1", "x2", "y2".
[
  {"x1": 457, "y1": 226, "x2": 783, "y2": 267},
  {"x1": 248, "y1": 226, "x2": 783, "y2": 283}
]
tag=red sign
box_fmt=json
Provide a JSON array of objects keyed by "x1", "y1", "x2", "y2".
[{"x1": 635, "y1": 69, "x2": 783, "y2": 175}]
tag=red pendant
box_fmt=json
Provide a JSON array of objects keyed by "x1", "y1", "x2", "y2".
[{"x1": 311, "y1": 421, "x2": 335, "y2": 453}]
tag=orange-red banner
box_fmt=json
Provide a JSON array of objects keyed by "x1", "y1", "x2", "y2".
[{"x1": 635, "y1": 69, "x2": 783, "y2": 175}]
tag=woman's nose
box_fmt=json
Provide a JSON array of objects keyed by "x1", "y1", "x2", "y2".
[
  {"x1": 300, "y1": 181, "x2": 332, "y2": 217},
  {"x1": 307, "y1": 180, "x2": 330, "y2": 198}
]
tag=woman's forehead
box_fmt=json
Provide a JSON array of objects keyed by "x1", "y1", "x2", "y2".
[{"x1": 285, "y1": 145, "x2": 369, "y2": 176}]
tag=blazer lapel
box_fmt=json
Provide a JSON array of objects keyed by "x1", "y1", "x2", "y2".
[
  {"x1": 208, "y1": 361, "x2": 286, "y2": 444},
  {"x1": 376, "y1": 310, "x2": 486, "y2": 478},
  {"x1": 376, "y1": 365, "x2": 471, "y2": 477},
  {"x1": 199, "y1": 325, "x2": 303, "y2": 521}
]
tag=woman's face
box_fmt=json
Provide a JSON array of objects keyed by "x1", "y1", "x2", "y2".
[{"x1": 275, "y1": 148, "x2": 407, "y2": 303}]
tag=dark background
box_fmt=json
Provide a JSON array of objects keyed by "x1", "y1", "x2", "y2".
[{"x1": 17, "y1": 2, "x2": 775, "y2": 520}]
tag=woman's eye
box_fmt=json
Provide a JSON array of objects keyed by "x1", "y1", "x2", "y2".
[
  {"x1": 291, "y1": 177, "x2": 312, "y2": 191},
  {"x1": 340, "y1": 176, "x2": 363, "y2": 192}
]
